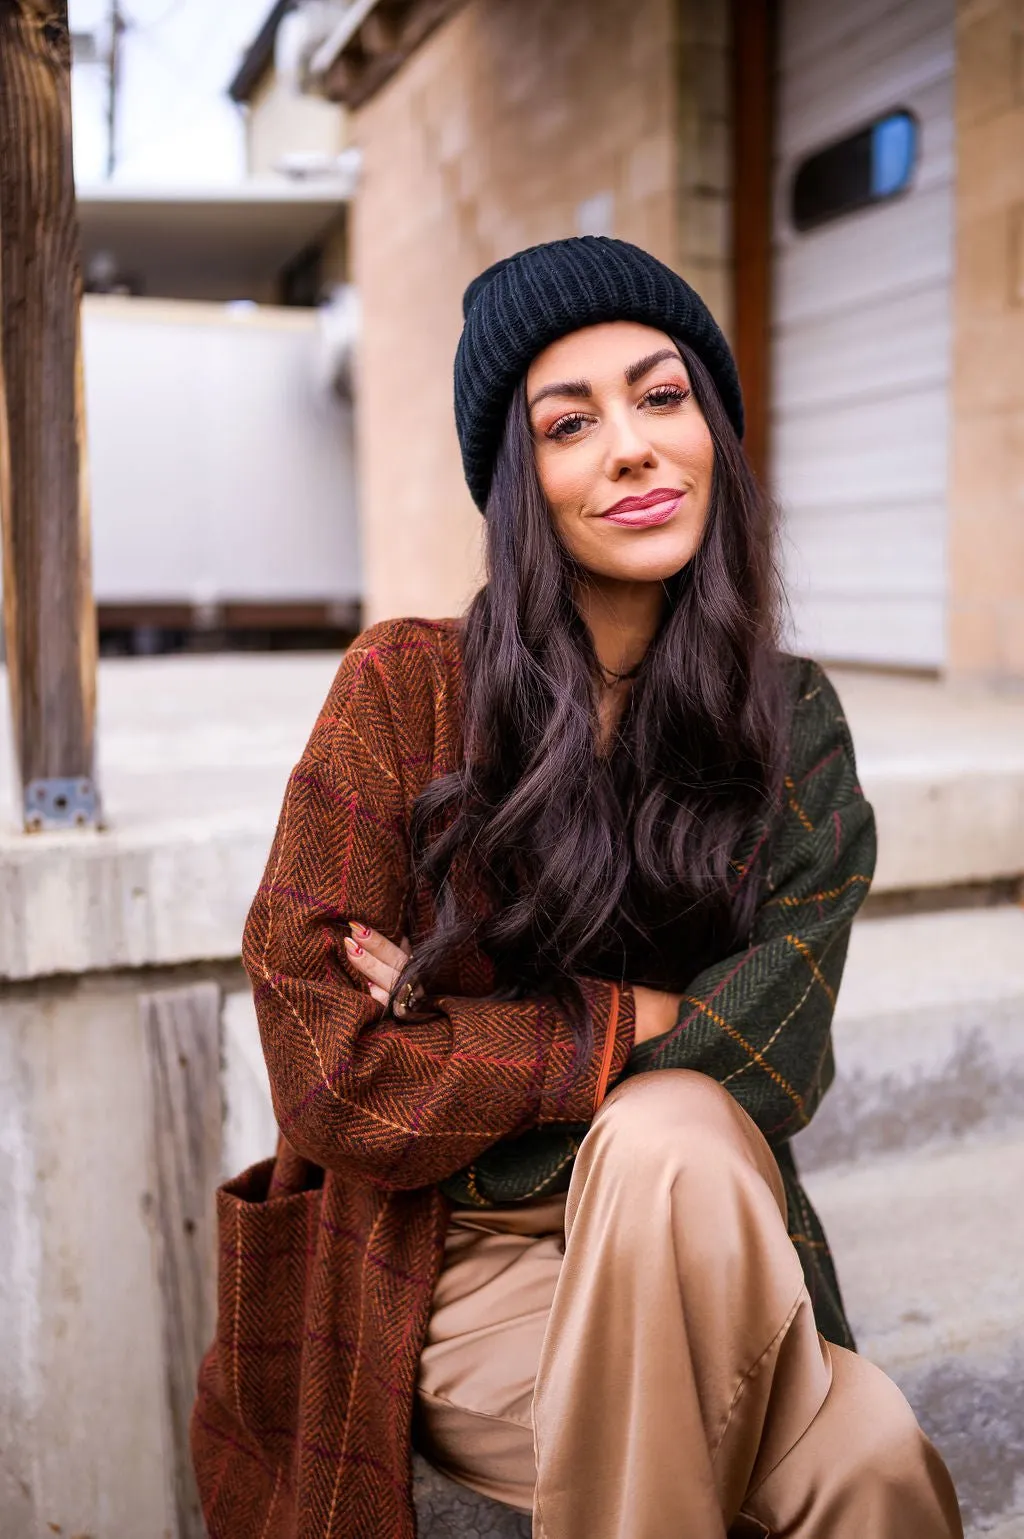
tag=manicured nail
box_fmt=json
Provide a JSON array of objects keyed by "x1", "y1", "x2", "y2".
[
  {"x1": 349, "y1": 921, "x2": 371, "y2": 937},
  {"x1": 344, "y1": 937, "x2": 363, "y2": 955}
]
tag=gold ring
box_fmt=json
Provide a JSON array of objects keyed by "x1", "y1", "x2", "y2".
[{"x1": 396, "y1": 979, "x2": 418, "y2": 1017}]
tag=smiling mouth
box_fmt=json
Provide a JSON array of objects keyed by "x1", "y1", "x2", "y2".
[{"x1": 600, "y1": 489, "x2": 683, "y2": 527}]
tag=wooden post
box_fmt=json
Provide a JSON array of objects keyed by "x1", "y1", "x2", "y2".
[
  {"x1": 140, "y1": 983, "x2": 223, "y2": 1539},
  {"x1": 0, "y1": 0, "x2": 99, "y2": 831},
  {"x1": 731, "y1": 0, "x2": 777, "y2": 488}
]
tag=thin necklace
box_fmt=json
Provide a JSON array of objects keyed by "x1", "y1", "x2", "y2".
[{"x1": 597, "y1": 658, "x2": 642, "y2": 684}]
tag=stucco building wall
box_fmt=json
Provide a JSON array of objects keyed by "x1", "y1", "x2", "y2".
[
  {"x1": 949, "y1": 0, "x2": 1024, "y2": 679},
  {"x1": 350, "y1": 0, "x2": 731, "y2": 625}
]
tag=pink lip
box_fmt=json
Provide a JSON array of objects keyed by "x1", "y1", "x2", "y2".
[{"x1": 600, "y1": 488, "x2": 683, "y2": 527}]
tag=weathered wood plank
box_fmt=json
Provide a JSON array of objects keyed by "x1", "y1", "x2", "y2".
[
  {"x1": 140, "y1": 981, "x2": 223, "y2": 1539},
  {"x1": 0, "y1": 0, "x2": 98, "y2": 827}
]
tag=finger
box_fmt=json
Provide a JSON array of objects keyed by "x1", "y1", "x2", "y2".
[
  {"x1": 400, "y1": 935, "x2": 413, "y2": 957},
  {"x1": 368, "y1": 983, "x2": 390, "y2": 1006},
  {"x1": 348, "y1": 921, "x2": 408, "y2": 974},
  {"x1": 344, "y1": 935, "x2": 401, "y2": 991}
]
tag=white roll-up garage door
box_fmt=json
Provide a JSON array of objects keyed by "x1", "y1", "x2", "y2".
[{"x1": 771, "y1": 0, "x2": 955, "y2": 667}]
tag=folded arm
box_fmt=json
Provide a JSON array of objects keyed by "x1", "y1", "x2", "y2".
[{"x1": 244, "y1": 624, "x2": 634, "y2": 1191}]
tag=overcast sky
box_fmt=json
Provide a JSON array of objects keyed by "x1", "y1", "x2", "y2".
[{"x1": 70, "y1": 0, "x2": 273, "y2": 187}]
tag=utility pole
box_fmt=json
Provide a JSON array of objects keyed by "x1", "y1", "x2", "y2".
[
  {"x1": 0, "y1": 0, "x2": 100, "y2": 831},
  {"x1": 105, "y1": 0, "x2": 125, "y2": 179}
]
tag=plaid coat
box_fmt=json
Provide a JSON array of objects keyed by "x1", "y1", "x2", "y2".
[{"x1": 191, "y1": 614, "x2": 876, "y2": 1538}]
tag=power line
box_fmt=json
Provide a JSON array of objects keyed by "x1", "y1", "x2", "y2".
[
  {"x1": 105, "y1": 0, "x2": 127, "y2": 177},
  {"x1": 89, "y1": 1, "x2": 266, "y2": 178}
]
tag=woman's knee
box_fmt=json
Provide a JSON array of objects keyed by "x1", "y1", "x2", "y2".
[
  {"x1": 581, "y1": 1070, "x2": 784, "y2": 1209},
  {"x1": 598, "y1": 1067, "x2": 744, "y2": 1143}
]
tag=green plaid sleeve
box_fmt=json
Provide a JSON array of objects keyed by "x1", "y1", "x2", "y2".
[{"x1": 621, "y1": 658, "x2": 877, "y2": 1143}]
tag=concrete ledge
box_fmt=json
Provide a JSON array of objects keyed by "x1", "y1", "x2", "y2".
[
  {"x1": 833, "y1": 668, "x2": 1024, "y2": 892},
  {"x1": 0, "y1": 815, "x2": 271, "y2": 980},
  {"x1": 0, "y1": 653, "x2": 339, "y2": 981}
]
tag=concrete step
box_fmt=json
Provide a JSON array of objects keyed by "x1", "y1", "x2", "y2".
[
  {"x1": 832, "y1": 666, "x2": 1024, "y2": 894},
  {"x1": 794, "y1": 905, "x2": 1024, "y2": 1171},
  {"x1": 805, "y1": 1127, "x2": 1024, "y2": 1536},
  {"x1": 413, "y1": 1454, "x2": 530, "y2": 1538}
]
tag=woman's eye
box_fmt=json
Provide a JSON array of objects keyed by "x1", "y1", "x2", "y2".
[
  {"x1": 548, "y1": 412, "x2": 590, "y2": 440},
  {"x1": 644, "y1": 384, "x2": 690, "y2": 408}
]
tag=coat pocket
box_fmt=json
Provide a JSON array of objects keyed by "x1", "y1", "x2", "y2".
[{"x1": 209, "y1": 1155, "x2": 323, "y2": 1459}]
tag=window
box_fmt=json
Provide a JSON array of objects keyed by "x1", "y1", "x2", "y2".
[{"x1": 791, "y1": 110, "x2": 918, "y2": 232}]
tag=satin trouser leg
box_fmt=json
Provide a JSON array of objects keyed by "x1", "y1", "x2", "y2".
[
  {"x1": 417, "y1": 1070, "x2": 963, "y2": 1539},
  {"x1": 533, "y1": 1070, "x2": 961, "y2": 1539}
]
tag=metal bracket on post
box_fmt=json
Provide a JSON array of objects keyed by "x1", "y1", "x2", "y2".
[{"x1": 23, "y1": 777, "x2": 100, "y2": 832}]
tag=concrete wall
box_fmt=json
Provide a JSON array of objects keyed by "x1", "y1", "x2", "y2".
[
  {"x1": 0, "y1": 964, "x2": 276, "y2": 1538},
  {"x1": 349, "y1": 0, "x2": 731, "y2": 625},
  {"x1": 949, "y1": 0, "x2": 1024, "y2": 680}
]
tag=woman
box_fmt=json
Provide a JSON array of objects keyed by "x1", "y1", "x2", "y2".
[{"x1": 192, "y1": 237, "x2": 962, "y2": 1538}]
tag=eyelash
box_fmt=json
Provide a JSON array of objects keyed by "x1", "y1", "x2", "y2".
[{"x1": 547, "y1": 384, "x2": 691, "y2": 441}]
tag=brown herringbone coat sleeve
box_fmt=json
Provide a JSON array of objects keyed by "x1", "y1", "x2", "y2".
[{"x1": 242, "y1": 620, "x2": 635, "y2": 1191}]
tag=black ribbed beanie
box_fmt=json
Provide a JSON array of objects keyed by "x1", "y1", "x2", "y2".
[{"x1": 454, "y1": 235, "x2": 744, "y2": 512}]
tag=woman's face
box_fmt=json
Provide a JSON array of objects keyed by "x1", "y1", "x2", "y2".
[{"x1": 525, "y1": 321, "x2": 715, "y2": 582}]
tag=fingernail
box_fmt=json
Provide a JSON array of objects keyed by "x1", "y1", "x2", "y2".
[
  {"x1": 344, "y1": 937, "x2": 363, "y2": 955},
  {"x1": 349, "y1": 921, "x2": 370, "y2": 937}
]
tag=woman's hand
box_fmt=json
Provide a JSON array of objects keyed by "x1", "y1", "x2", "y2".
[
  {"x1": 343, "y1": 922, "x2": 424, "y2": 1018},
  {"x1": 631, "y1": 982, "x2": 685, "y2": 1046},
  {"x1": 343, "y1": 923, "x2": 676, "y2": 1040}
]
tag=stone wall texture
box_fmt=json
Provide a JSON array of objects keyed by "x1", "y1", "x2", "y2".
[
  {"x1": 350, "y1": 0, "x2": 731, "y2": 625},
  {"x1": 950, "y1": 0, "x2": 1024, "y2": 679}
]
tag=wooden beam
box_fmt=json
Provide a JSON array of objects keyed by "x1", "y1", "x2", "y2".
[
  {"x1": 140, "y1": 983, "x2": 222, "y2": 1539},
  {"x1": 360, "y1": 7, "x2": 403, "y2": 57},
  {"x1": 730, "y1": 0, "x2": 777, "y2": 487},
  {"x1": 0, "y1": 0, "x2": 99, "y2": 830},
  {"x1": 317, "y1": 0, "x2": 466, "y2": 107}
]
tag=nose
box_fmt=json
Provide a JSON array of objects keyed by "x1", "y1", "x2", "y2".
[{"x1": 603, "y1": 403, "x2": 657, "y2": 479}]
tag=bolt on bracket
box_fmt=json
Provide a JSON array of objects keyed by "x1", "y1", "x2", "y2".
[{"x1": 23, "y1": 777, "x2": 101, "y2": 832}]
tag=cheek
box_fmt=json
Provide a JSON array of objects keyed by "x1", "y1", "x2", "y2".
[
  {"x1": 534, "y1": 444, "x2": 592, "y2": 521},
  {"x1": 665, "y1": 417, "x2": 715, "y2": 489}
]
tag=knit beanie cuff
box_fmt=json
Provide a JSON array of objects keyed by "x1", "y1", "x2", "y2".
[{"x1": 453, "y1": 236, "x2": 743, "y2": 512}]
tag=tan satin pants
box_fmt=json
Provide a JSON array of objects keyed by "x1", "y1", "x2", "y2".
[{"x1": 415, "y1": 1070, "x2": 963, "y2": 1539}]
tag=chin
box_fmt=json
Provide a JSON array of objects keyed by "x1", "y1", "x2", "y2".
[{"x1": 586, "y1": 541, "x2": 701, "y2": 583}]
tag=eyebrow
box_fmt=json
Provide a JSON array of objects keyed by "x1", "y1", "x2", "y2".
[{"x1": 527, "y1": 348, "x2": 683, "y2": 411}]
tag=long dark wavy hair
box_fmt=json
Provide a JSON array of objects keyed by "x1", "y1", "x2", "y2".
[{"x1": 390, "y1": 340, "x2": 790, "y2": 1058}]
